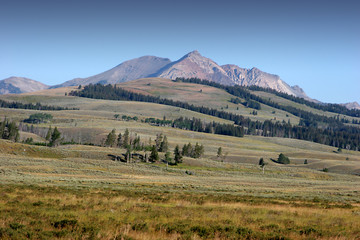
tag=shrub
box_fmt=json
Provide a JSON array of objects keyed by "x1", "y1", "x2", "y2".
[
  {"x1": 277, "y1": 153, "x2": 290, "y2": 164},
  {"x1": 236, "y1": 226, "x2": 253, "y2": 237},
  {"x1": 52, "y1": 219, "x2": 77, "y2": 229}
]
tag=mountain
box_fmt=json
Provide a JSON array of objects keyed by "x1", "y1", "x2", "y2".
[
  {"x1": 54, "y1": 56, "x2": 171, "y2": 88},
  {"x1": 0, "y1": 77, "x2": 49, "y2": 94},
  {"x1": 221, "y1": 64, "x2": 310, "y2": 99},
  {"x1": 54, "y1": 50, "x2": 311, "y2": 100},
  {"x1": 154, "y1": 50, "x2": 234, "y2": 85},
  {"x1": 342, "y1": 102, "x2": 360, "y2": 110}
]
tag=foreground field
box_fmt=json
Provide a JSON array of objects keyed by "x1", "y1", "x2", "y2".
[
  {"x1": 1, "y1": 183, "x2": 360, "y2": 240},
  {"x1": 1, "y1": 139, "x2": 360, "y2": 239}
]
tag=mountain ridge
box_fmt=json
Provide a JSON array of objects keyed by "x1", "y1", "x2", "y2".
[{"x1": 55, "y1": 50, "x2": 311, "y2": 100}]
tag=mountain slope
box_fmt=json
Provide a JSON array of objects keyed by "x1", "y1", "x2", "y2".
[
  {"x1": 54, "y1": 56, "x2": 171, "y2": 88},
  {"x1": 342, "y1": 102, "x2": 360, "y2": 110},
  {"x1": 221, "y1": 65, "x2": 310, "y2": 100},
  {"x1": 154, "y1": 50, "x2": 234, "y2": 85},
  {"x1": 0, "y1": 77, "x2": 49, "y2": 94}
]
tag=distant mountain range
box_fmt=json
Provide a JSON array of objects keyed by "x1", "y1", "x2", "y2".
[
  {"x1": 1, "y1": 51, "x2": 359, "y2": 109},
  {"x1": 54, "y1": 50, "x2": 310, "y2": 100}
]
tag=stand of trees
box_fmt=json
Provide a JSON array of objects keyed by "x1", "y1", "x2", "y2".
[
  {"x1": 181, "y1": 142, "x2": 204, "y2": 158},
  {"x1": 104, "y1": 128, "x2": 205, "y2": 164},
  {"x1": 172, "y1": 117, "x2": 244, "y2": 138},
  {"x1": 23, "y1": 113, "x2": 53, "y2": 124},
  {"x1": 0, "y1": 118, "x2": 19, "y2": 142}
]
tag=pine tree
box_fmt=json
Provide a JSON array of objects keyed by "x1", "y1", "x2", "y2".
[
  {"x1": 50, "y1": 127, "x2": 61, "y2": 147},
  {"x1": 149, "y1": 145, "x2": 159, "y2": 162},
  {"x1": 45, "y1": 126, "x2": 52, "y2": 146},
  {"x1": 105, "y1": 129, "x2": 116, "y2": 147},
  {"x1": 159, "y1": 135, "x2": 168, "y2": 152},
  {"x1": 193, "y1": 143, "x2": 204, "y2": 158},
  {"x1": 174, "y1": 145, "x2": 182, "y2": 164},
  {"x1": 123, "y1": 128, "x2": 130, "y2": 148},
  {"x1": 155, "y1": 133, "x2": 163, "y2": 150},
  {"x1": 117, "y1": 133, "x2": 122, "y2": 147},
  {"x1": 165, "y1": 151, "x2": 172, "y2": 163}
]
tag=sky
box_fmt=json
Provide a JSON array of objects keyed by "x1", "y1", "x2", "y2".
[{"x1": 1, "y1": 0, "x2": 359, "y2": 103}]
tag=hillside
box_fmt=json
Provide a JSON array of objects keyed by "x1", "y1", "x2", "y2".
[
  {"x1": 0, "y1": 76, "x2": 49, "y2": 94},
  {"x1": 118, "y1": 78, "x2": 301, "y2": 124}
]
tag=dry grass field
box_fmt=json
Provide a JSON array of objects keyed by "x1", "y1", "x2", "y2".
[{"x1": 0, "y1": 81, "x2": 360, "y2": 239}]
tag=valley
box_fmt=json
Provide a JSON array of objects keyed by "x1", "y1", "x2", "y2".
[{"x1": 0, "y1": 77, "x2": 360, "y2": 239}]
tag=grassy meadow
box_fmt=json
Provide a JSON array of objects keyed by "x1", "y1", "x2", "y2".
[{"x1": 0, "y1": 81, "x2": 360, "y2": 239}]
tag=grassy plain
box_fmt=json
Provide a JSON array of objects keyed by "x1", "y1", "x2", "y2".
[{"x1": 0, "y1": 82, "x2": 360, "y2": 239}]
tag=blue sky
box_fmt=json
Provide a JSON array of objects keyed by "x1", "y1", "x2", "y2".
[{"x1": 1, "y1": 0, "x2": 359, "y2": 103}]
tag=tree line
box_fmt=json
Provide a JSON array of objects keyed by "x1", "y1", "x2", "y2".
[
  {"x1": 247, "y1": 85, "x2": 360, "y2": 118},
  {"x1": 69, "y1": 83, "x2": 360, "y2": 151},
  {"x1": 175, "y1": 77, "x2": 360, "y2": 118},
  {"x1": 0, "y1": 99, "x2": 77, "y2": 111}
]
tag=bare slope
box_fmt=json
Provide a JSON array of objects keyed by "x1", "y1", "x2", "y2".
[
  {"x1": 54, "y1": 56, "x2": 171, "y2": 88},
  {"x1": 0, "y1": 76, "x2": 49, "y2": 94}
]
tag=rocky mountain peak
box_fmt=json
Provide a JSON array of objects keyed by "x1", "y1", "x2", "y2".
[{"x1": 342, "y1": 102, "x2": 360, "y2": 110}]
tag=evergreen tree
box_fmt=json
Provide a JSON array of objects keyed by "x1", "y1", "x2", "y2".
[
  {"x1": 165, "y1": 151, "x2": 172, "y2": 163},
  {"x1": 123, "y1": 128, "x2": 130, "y2": 148},
  {"x1": 105, "y1": 129, "x2": 117, "y2": 147},
  {"x1": 132, "y1": 135, "x2": 141, "y2": 150},
  {"x1": 174, "y1": 145, "x2": 182, "y2": 164},
  {"x1": 159, "y1": 135, "x2": 168, "y2": 152},
  {"x1": 8, "y1": 121, "x2": 19, "y2": 142},
  {"x1": 193, "y1": 143, "x2": 204, "y2": 158},
  {"x1": 149, "y1": 145, "x2": 159, "y2": 162},
  {"x1": 50, "y1": 127, "x2": 61, "y2": 147},
  {"x1": 155, "y1": 133, "x2": 163, "y2": 150},
  {"x1": 45, "y1": 126, "x2": 52, "y2": 146},
  {"x1": 182, "y1": 143, "x2": 192, "y2": 157},
  {"x1": 117, "y1": 133, "x2": 122, "y2": 147}
]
